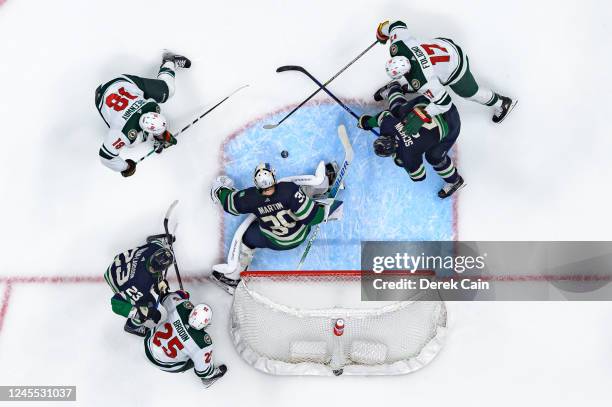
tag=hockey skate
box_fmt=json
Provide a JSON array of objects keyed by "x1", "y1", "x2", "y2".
[
  {"x1": 492, "y1": 95, "x2": 517, "y2": 123},
  {"x1": 162, "y1": 51, "x2": 191, "y2": 69},
  {"x1": 124, "y1": 318, "x2": 148, "y2": 337},
  {"x1": 210, "y1": 269, "x2": 241, "y2": 295},
  {"x1": 201, "y1": 365, "x2": 228, "y2": 389},
  {"x1": 438, "y1": 176, "x2": 465, "y2": 199}
]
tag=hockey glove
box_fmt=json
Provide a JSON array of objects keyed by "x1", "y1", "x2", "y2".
[
  {"x1": 153, "y1": 131, "x2": 177, "y2": 153},
  {"x1": 121, "y1": 159, "x2": 137, "y2": 177},
  {"x1": 358, "y1": 115, "x2": 378, "y2": 131},
  {"x1": 154, "y1": 279, "x2": 169, "y2": 296},
  {"x1": 175, "y1": 290, "x2": 190, "y2": 300},
  {"x1": 376, "y1": 20, "x2": 390, "y2": 44},
  {"x1": 136, "y1": 306, "x2": 162, "y2": 325},
  {"x1": 210, "y1": 175, "x2": 235, "y2": 205},
  {"x1": 402, "y1": 107, "x2": 432, "y2": 135}
]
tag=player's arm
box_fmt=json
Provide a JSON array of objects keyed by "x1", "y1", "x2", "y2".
[
  {"x1": 210, "y1": 176, "x2": 251, "y2": 216},
  {"x1": 376, "y1": 20, "x2": 414, "y2": 44},
  {"x1": 99, "y1": 129, "x2": 136, "y2": 176},
  {"x1": 290, "y1": 186, "x2": 326, "y2": 226},
  {"x1": 422, "y1": 81, "x2": 453, "y2": 117}
]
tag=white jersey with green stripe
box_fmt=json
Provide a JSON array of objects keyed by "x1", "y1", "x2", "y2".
[
  {"x1": 388, "y1": 20, "x2": 466, "y2": 116},
  {"x1": 144, "y1": 293, "x2": 216, "y2": 379},
  {"x1": 96, "y1": 76, "x2": 160, "y2": 172},
  {"x1": 218, "y1": 182, "x2": 322, "y2": 248}
]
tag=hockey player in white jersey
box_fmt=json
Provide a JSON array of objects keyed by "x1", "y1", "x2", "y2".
[
  {"x1": 209, "y1": 161, "x2": 342, "y2": 294},
  {"x1": 374, "y1": 20, "x2": 517, "y2": 128},
  {"x1": 144, "y1": 290, "x2": 227, "y2": 388},
  {"x1": 95, "y1": 51, "x2": 191, "y2": 177}
]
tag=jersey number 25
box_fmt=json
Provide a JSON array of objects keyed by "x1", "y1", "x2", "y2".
[{"x1": 152, "y1": 323, "x2": 185, "y2": 358}]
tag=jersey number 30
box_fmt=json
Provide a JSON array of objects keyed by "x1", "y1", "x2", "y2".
[
  {"x1": 152, "y1": 323, "x2": 185, "y2": 358},
  {"x1": 105, "y1": 87, "x2": 137, "y2": 112}
]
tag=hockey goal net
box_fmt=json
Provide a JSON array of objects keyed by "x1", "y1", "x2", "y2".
[{"x1": 230, "y1": 270, "x2": 447, "y2": 376}]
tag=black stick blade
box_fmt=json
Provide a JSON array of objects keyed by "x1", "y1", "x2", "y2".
[{"x1": 276, "y1": 65, "x2": 306, "y2": 73}]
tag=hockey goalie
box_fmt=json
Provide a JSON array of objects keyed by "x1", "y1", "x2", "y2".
[{"x1": 209, "y1": 160, "x2": 343, "y2": 294}]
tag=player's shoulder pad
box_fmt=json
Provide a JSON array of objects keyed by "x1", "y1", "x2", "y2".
[
  {"x1": 187, "y1": 327, "x2": 213, "y2": 348},
  {"x1": 233, "y1": 186, "x2": 260, "y2": 210},
  {"x1": 276, "y1": 181, "x2": 302, "y2": 202}
]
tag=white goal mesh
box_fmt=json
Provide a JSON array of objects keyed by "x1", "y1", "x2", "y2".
[{"x1": 230, "y1": 271, "x2": 447, "y2": 376}]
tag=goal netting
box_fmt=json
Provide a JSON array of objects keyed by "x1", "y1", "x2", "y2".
[{"x1": 230, "y1": 270, "x2": 447, "y2": 376}]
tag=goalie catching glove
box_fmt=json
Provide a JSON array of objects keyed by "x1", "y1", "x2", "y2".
[{"x1": 210, "y1": 175, "x2": 235, "y2": 205}]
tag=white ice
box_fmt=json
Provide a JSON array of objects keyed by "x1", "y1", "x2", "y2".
[{"x1": 0, "y1": 0, "x2": 611, "y2": 406}]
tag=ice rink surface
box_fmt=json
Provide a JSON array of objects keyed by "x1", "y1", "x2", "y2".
[{"x1": 1, "y1": 0, "x2": 612, "y2": 406}]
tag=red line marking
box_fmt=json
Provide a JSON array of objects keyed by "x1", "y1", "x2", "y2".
[{"x1": 0, "y1": 282, "x2": 13, "y2": 335}]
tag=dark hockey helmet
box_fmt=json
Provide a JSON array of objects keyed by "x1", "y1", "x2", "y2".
[
  {"x1": 147, "y1": 247, "x2": 174, "y2": 274},
  {"x1": 373, "y1": 135, "x2": 397, "y2": 157}
]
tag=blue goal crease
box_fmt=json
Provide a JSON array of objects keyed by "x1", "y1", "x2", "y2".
[{"x1": 221, "y1": 103, "x2": 453, "y2": 270}]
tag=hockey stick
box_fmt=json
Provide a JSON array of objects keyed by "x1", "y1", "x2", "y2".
[
  {"x1": 297, "y1": 125, "x2": 354, "y2": 270},
  {"x1": 263, "y1": 41, "x2": 377, "y2": 130},
  {"x1": 276, "y1": 66, "x2": 380, "y2": 137},
  {"x1": 163, "y1": 200, "x2": 183, "y2": 290},
  {"x1": 137, "y1": 84, "x2": 249, "y2": 163}
]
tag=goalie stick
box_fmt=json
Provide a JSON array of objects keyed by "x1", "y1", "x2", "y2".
[
  {"x1": 276, "y1": 65, "x2": 380, "y2": 137},
  {"x1": 263, "y1": 41, "x2": 377, "y2": 130},
  {"x1": 138, "y1": 84, "x2": 249, "y2": 163},
  {"x1": 297, "y1": 125, "x2": 354, "y2": 270}
]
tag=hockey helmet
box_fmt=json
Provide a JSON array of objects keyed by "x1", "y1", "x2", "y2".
[
  {"x1": 253, "y1": 163, "x2": 276, "y2": 190},
  {"x1": 139, "y1": 112, "x2": 167, "y2": 136},
  {"x1": 147, "y1": 247, "x2": 174, "y2": 274},
  {"x1": 385, "y1": 56, "x2": 411, "y2": 80},
  {"x1": 373, "y1": 135, "x2": 398, "y2": 157},
  {"x1": 188, "y1": 303, "x2": 213, "y2": 330}
]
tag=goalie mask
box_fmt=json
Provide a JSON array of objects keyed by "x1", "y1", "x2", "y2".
[
  {"x1": 253, "y1": 163, "x2": 276, "y2": 190},
  {"x1": 188, "y1": 303, "x2": 213, "y2": 330},
  {"x1": 385, "y1": 56, "x2": 411, "y2": 80},
  {"x1": 139, "y1": 112, "x2": 167, "y2": 136},
  {"x1": 147, "y1": 247, "x2": 174, "y2": 274}
]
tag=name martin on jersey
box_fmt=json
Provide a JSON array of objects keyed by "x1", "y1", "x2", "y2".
[{"x1": 257, "y1": 202, "x2": 284, "y2": 215}]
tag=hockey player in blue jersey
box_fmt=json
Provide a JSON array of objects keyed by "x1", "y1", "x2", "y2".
[
  {"x1": 359, "y1": 81, "x2": 465, "y2": 199},
  {"x1": 104, "y1": 235, "x2": 175, "y2": 336},
  {"x1": 209, "y1": 162, "x2": 341, "y2": 294}
]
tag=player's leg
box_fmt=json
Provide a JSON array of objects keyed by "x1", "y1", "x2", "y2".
[
  {"x1": 281, "y1": 161, "x2": 338, "y2": 198},
  {"x1": 210, "y1": 216, "x2": 259, "y2": 294},
  {"x1": 123, "y1": 52, "x2": 190, "y2": 104},
  {"x1": 449, "y1": 56, "x2": 516, "y2": 123},
  {"x1": 425, "y1": 108, "x2": 465, "y2": 198}
]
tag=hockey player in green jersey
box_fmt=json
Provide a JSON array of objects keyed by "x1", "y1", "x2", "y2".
[
  {"x1": 209, "y1": 162, "x2": 342, "y2": 294},
  {"x1": 95, "y1": 51, "x2": 191, "y2": 177},
  {"x1": 375, "y1": 20, "x2": 517, "y2": 127},
  {"x1": 144, "y1": 290, "x2": 228, "y2": 388}
]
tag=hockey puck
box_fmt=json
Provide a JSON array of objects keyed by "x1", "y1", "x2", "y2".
[{"x1": 281, "y1": 150, "x2": 289, "y2": 158}]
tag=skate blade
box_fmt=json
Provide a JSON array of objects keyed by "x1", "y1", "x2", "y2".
[
  {"x1": 208, "y1": 275, "x2": 236, "y2": 295},
  {"x1": 497, "y1": 99, "x2": 518, "y2": 124}
]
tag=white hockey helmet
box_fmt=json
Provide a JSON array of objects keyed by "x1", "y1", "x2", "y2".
[
  {"x1": 139, "y1": 112, "x2": 167, "y2": 136},
  {"x1": 253, "y1": 163, "x2": 276, "y2": 190},
  {"x1": 188, "y1": 303, "x2": 213, "y2": 330},
  {"x1": 385, "y1": 56, "x2": 411, "y2": 80}
]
